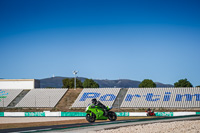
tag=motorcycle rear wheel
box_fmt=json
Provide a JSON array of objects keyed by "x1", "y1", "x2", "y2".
[
  {"x1": 108, "y1": 111, "x2": 117, "y2": 121},
  {"x1": 86, "y1": 112, "x2": 96, "y2": 123}
]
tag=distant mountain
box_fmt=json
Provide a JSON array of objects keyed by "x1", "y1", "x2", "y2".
[
  {"x1": 155, "y1": 82, "x2": 174, "y2": 88},
  {"x1": 93, "y1": 79, "x2": 141, "y2": 88},
  {"x1": 39, "y1": 77, "x2": 173, "y2": 88}
]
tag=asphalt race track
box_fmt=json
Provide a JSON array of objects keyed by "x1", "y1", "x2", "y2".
[{"x1": 0, "y1": 115, "x2": 200, "y2": 133}]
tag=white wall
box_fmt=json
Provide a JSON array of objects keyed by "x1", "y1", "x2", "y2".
[
  {"x1": 4, "y1": 112, "x2": 25, "y2": 116},
  {"x1": 0, "y1": 80, "x2": 35, "y2": 89}
]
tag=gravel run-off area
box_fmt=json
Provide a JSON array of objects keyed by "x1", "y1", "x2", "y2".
[{"x1": 96, "y1": 120, "x2": 200, "y2": 133}]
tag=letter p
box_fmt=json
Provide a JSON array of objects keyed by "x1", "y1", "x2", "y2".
[{"x1": 79, "y1": 92, "x2": 100, "y2": 101}]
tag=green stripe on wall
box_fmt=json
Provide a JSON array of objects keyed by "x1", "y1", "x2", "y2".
[
  {"x1": 0, "y1": 112, "x2": 4, "y2": 117},
  {"x1": 61, "y1": 112, "x2": 86, "y2": 117},
  {"x1": 116, "y1": 112, "x2": 129, "y2": 116},
  {"x1": 25, "y1": 112, "x2": 45, "y2": 117},
  {"x1": 61, "y1": 112, "x2": 129, "y2": 117},
  {"x1": 155, "y1": 112, "x2": 173, "y2": 116},
  {"x1": 196, "y1": 112, "x2": 200, "y2": 115}
]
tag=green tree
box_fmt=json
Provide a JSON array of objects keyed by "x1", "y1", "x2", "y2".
[
  {"x1": 139, "y1": 79, "x2": 156, "y2": 88},
  {"x1": 62, "y1": 78, "x2": 83, "y2": 88},
  {"x1": 73, "y1": 78, "x2": 83, "y2": 88},
  {"x1": 83, "y1": 79, "x2": 99, "y2": 88},
  {"x1": 62, "y1": 78, "x2": 71, "y2": 88},
  {"x1": 174, "y1": 78, "x2": 193, "y2": 87},
  {"x1": 196, "y1": 86, "x2": 200, "y2": 87}
]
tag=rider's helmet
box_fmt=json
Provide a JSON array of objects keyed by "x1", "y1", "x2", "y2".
[
  {"x1": 92, "y1": 98, "x2": 97, "y2": 104},
  {"x1": 147, "y1": 108, "x2": 151, "y2": 111}
]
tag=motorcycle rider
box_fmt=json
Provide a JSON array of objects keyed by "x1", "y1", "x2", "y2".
[
  {"x1": 147, "y1": 108, "x2": 151, "y2": 112},
  {"x1": 146, "y1": 108, "x2": 155, "y2": 116},
  {"x1": 91, "y1": 98, "x2": 108, "y2": 116}
]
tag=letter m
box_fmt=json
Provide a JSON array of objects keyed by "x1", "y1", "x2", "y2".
[{"x1": 175, "y1": 94, "x2": 194, "y2": 101}]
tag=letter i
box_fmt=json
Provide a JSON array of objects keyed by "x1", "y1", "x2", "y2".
[{"x1": 163, "y1": 92, "x2": 171, "y2": 101}]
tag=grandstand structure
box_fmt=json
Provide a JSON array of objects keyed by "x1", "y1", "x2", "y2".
[
  {"x1": 72, "y1": 88, "x2": 121, "y2": 108},
  {"x1": 0, "y1": 89, "x2": 68, "y2": 108},
  {"x1": 0, "y1": 89, "x2": 23, "y2": 107},
  {"x1": 120, "y1": 88, "x2": 200, "y2": 108},
  {"x1": 16, "y1": 89, "x2": 68, "y2": 108},
  {"x1": 72, "y1": 87, "x2": 200, "y2": 109},
  {"x1": 0, "y1": 87, "x2": 200, "y2": 110}
]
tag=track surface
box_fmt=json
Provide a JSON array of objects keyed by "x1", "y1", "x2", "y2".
[{"x1": 0, "y1": 115, "x2": 199, "y2": 133}]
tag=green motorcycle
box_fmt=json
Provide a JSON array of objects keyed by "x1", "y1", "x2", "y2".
[{"x1": 85, "y1": 104, "x2": 117, "y2": 123}]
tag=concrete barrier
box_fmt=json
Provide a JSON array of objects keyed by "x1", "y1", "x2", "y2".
[
  {"x1": 4, "y1": 112, "x2": 24, "y2": 117},
  {"x1": 0, "y1": 112, "x2": 199, "y2": 117},
  {"x1": 173, "y1": 112, "x2": 196, "y2": 116}
]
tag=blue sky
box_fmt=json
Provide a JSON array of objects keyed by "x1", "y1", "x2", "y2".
[{"x1": 0, "y1": 0, "x2": 200, "y2": 86}]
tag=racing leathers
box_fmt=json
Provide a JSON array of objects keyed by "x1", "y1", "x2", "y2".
[{"x1": 91, "y1": 101, "x2": 108, "y2": 116}]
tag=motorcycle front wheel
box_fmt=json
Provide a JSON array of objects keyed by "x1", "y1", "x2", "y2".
[
  {"x1": 108, "y1": 111, "x2": 117, "y2": 121},
  {"x1": 86, "y1": 112, "x2": 96, "y2": 123}
]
